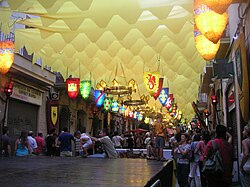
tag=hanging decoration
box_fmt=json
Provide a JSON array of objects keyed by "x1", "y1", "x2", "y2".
[
  {"x1": 128, "y1": 111, "x2": 134, "y2": 118},
  {"x1": 153, "y1": 78, "x2": 164, "y2": 100},
  {"x1": 0, "y1": 41, "x2": 14, "y2": 75},
  {"x1": 158, "y1": 88, "x2": 169, "y2": 106},
  {"x1": 133, "y1": 111, "x2": 139, "y2": 119},
  {"x1": 166, "y1": 94, "x2": 174, "y2": 112},
  {"x1": 202, "y1": 0, "x2": 232, "y2": 14},
  {"x1": 194, "y1": 0, "x2": 228, "y2": 44},
  {"x1": 80, "y1": 80, "x2": 91, "y2": 100},
  {"x1": 94, "y1": 90, "x2": 106, "y2": 107},
  {"x1": 119, "y1": 104, "x2": 126, "y2": 115},
  {"x1": 144, "y1": 117, "x2": 150, "y2": 124},
  {"x1": 103, "y1": 97, "x2": 112, "y2": 111},
  {"x1": 111, "y1": 100, "x2": 119, "y2": 112},
  {"x1": 144, "y1": 72, "x2": 160, "y2": 96},
  {"x1": 66, "y1": 78, "x2": 80, "y2": 99},
  {"x1": 194, "y1": 25, "x2": 220, "y2": 61},
  {"x1": 138, "y1": 113, "x2": 143, "y2": 121}
]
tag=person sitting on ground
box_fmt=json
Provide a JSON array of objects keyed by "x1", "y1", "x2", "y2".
[
  {"x1": 112, "y1": 131, "x2": 124, "y2": 148},
  {"x1": 80, "y1": 131, "x2": 93, "y2": 158},
  {"x1": 90, "y1": 129, "x2": 117, "y2": 158},
  {"x1": 15, "y1": 130, "x2": 32, "y2": 156},
  {"x1": 57, "y1": 127, "x2": 75, "y2": 157}
]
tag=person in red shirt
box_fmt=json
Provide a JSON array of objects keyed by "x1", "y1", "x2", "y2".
[
  {"x1": 204, "y1": 125, "x2": 233, "y2": 187},
  {"x1": 35, "y1": 132, "x2": 45, "y2": 155}
]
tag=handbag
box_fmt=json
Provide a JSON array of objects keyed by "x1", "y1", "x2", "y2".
[
  {"x1": 202, "y1": 140, "x2": 224, "y2": 175},
  {"x1": 243, "y1": 157, "x2": 250, "y2": 172}
]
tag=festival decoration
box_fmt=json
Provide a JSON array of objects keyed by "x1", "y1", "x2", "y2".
[
  {"x1": 144, "y1": 72, "x2": 160, "y2": 95},
  {"x1": 119, "y1": 104, "x2": 126, "y2": 115},
  {"x1": 194, "y1": 0, "x2": 228, "y2": 44},
  {"x1": 138, "y1": 113, "x2": 143, "y2": 121},
  {"x1": 80, "y1": 80, "x2": 91, "y2": 99},
  {"x1": 94, "y1": 90, "x2": 106, "y2": 107},
  {"x1": 103, "y1": 97, "x2": 112, "y2": 111},
  {"x1": 66, "y1": 78, "x2": 80, "y2": 99},
  {"x1": 153, "y1": 78, "x2": 164, "y2": 100},
  {"x1": 0, "y1": 41, "x2": 14, "y2": 74},
  {"x1": 158, "y1": 88, "x2": 169, "y2": 106},
  {"x1": 144, "y1": 117, "x2": 150, "y2": 124},
  {"x1": 166, "y1": 94, "x2": 174, "y2": 111},
  {"x1": 202, "y1": 0, "x2": 232, "y2": 14},
  {"x1": 194, "y1": 25, "x2": 220, "y2": 61},
  {"x1": 111, "y1": 100, "x2": 119, "y2": 112}
]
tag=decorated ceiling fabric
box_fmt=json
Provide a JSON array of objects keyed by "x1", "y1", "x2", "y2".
[{"x1": 3, "y1": 0, "x2": 206, "y2": 120}]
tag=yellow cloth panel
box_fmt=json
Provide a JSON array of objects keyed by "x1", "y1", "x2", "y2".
[
  {"x1": 0, "y1": 7, "x2": 13, "y2": 34},
  {"x1": 7, "y1": 0, "x2": 206, "y2": 120}
]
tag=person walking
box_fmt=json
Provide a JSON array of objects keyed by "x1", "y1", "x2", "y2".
[
  {"x1": 35, "y1": 132, "x2": 45, "y2": 155},
  {"x1": 0, "y1": 127, "x2": 11, "y2": 157},
  {"x1": 204, "y1": 125, "x2": 233, "y2": 187},
  {"x1": 240, "y1": 124, "x2": 250, "y2": 187},
  {"x1": 15, "y1": 130, "x2": 32, "y2": 156}
]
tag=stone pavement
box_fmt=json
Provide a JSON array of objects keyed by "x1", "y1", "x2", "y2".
[{"x1": 0, "y1": 156, "x2": 169, "y2": 187}]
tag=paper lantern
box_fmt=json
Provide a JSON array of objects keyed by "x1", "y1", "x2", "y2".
[
  {"x1": 111, "y1": 100, "x2": 119, "y2": 112},
  {"x1": 194, "y1": 25, "x2": 220, "y2": 61},
  {"x1": 144, "y1": 72, "x2": 160, "y2": 95},
  {"x1": 166, "y1": 94, "x2": 173, "y2": 111},
  {"x1": 194, "y1": 0, "x2": 228, "y2": 44},
  {"x1": 153, "y1": 78, "x2": 164, "y2": 100},
  {"x1": 144, "y1": 117, "x2": 150, "y2": 124},
  {"x1": 119, "y1": 104, "x2": 126, "y2": 114},
  {"x1": 104, "y1": 97, "x2": 112, "y2": 111},
  {"x1": 94, "y1": 90, "x2": 106, "y2": 107},
  {"x1": 0, "y1": 41, "x2": 14, "y2": 75},
  {"x1": 80, "y1": 80, "x2": 91, "y2": 99},
  {"x1": 158, "y1": 88, "x2": 169, "y2": 106},
  {"x1": 202, "y1": 0, "x2": 232, "y2": 14},
  {"x1": 66, "y1": 78, "x2": 80, "y2": 99},
  {"x1": 138, "y1": 113, "x2": 143, "y2": 121}
]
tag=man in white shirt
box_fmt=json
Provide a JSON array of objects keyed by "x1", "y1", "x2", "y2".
[
  {"x1": 112, "y1": 131, "x2": 124, "y2": 148},
  {"x1": 27, "y1": 131, "x2": 37, "y2": 154}
]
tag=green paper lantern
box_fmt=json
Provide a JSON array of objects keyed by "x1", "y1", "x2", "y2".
[{"x1": 80, "y1": 80, "x2": 91, "y2": 99}]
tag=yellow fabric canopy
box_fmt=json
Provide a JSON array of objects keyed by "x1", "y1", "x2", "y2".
[{"x1": 3, "y1": 0, "x2": 206, "y2": 120}]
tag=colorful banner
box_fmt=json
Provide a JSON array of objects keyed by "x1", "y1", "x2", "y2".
[{"x1": 144, "y1": 72, "x2": 160, "y2": 95}]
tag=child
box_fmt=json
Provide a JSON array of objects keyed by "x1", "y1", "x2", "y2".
[{"x1": 80, "y1": 132, "x2": 93, "y2": 158}]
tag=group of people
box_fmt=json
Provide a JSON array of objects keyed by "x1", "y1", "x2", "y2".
[{"x1": 170, "y1": 124, "x2": 250, "y2": 187}]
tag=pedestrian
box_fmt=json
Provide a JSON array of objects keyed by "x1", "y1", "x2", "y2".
[
  {"x1": 74, "y1": 130, "x2": 81, "y2": 157},
  {"x1": 153, "y1": 114, "x2": 166, "y2": 161},
  {"x1": 27, "y1": 131, "x2": 38, "y2": 154},
  {"x1": 0, "y1": 127, "x2": 11, "y2": 157},
  {"x1": 35, "y1": 132, "x2": 45, "y2": 155},
  {"x1": 46, "y1": 128, "x2": 58, "y2": 156},
  {"x1": 15, "y1": 130, "x2": 31, "y2": 156},
  {"x1": 240, "y1": 124, "x2": 250, "y2": 187},
  {"x1": 173, "y1": 133, "x2": 191, "y2": 187},
  {"x1": 90, "y1": 129, "x2": 117, "y2": 158},
  {"x1": 57, "y1": 127, "x2": 75, "y2": 157},
  {"x1": 204, "y1": 125, "x2": 233, "y2": 187}
]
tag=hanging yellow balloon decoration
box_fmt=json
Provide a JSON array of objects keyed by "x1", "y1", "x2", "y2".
[
  {"x1": 194, "y1": 25, "x2": 220, "y2": 61},
  {"x1": 0, "y1": 41, "x2": 14, "y2": 75},
  {"x1": 194, "y1": 0, "x2": 228, "y2": 44},
  {"x1": 202, "y1": 0, "x2": 232, "y2": 14}
]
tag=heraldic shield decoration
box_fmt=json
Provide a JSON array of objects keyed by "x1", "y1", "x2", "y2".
[{"x1": 51, "y1": 106, "x2": 58, "y2": 126}]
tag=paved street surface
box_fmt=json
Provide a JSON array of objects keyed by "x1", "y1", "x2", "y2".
[{"x1": 0, "y1": 156, "x2": 168, "y2": 187}]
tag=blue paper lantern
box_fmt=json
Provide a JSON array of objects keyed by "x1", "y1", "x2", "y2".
[
  {"x1": 94, "y1": 90, "x2": 106, "y2": 107},
  {"x1": 158, "y1": 88, "x2": 169, "y2": 106}
]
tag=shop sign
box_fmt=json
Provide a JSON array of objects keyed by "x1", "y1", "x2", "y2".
[{"x1": 11, "y1": 83, "x2": 42, "y2": 105}]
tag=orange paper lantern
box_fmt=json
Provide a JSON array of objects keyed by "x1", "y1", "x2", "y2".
[
  {"x1": 202, "y1": 0, "x2": 232, "y2": 14},
  {"x1": 194, "y1": 0, "x2": 228, "y2": 44},
  {"x1": 0, "y1": 41, "x2": 14, "y2": 75},
  {"x1": 194, "y1": 25, "x2": 220, "y2": 61}
]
